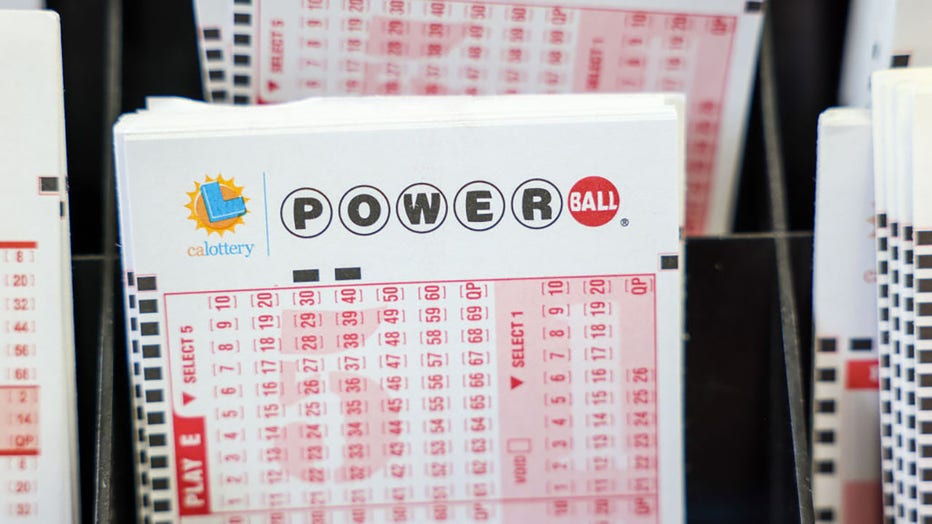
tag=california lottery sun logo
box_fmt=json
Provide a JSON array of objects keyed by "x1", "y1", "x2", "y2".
[{"x1": 184, "y1": 174, "x2": 249, "y2": 236}]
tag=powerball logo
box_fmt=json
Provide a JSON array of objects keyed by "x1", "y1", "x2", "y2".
[{"x1": 184, "y1": 175, "x2": 255, "y2": 258}]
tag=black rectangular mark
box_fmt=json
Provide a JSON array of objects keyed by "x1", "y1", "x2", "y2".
[
  {"x1": 335, "y1": 267, "x2": 362, "y2": 281},
  {"x1": 918, "y1": 278, "x2": 932, "y2": 293},
  {"x1": 293, "y1": 269, "x2": 320, "y2": 283},
  {"x1": 39, "y1": 176, "x2": 59, "y2": 192},
  {"x1": 139, "y1": 300, "x2": 158, "y2": 314},
  {"x1": 892, "y1": 54, "x2": 911, "y2": 68},
  {"x1": 818, "y1": 338, "x2": 836, "y2": 353},
  {"x1": 816, "y1": 368, "x2": 836, "y2": 382},
  {"x1": 137, "y1": 276, "x2": 157, "y2": 291},
  {"x1": 152, "y1": 478, "x2": 170, "y2": 490},
  {"x1": 145, "y1": 390, "x2": 164, "y2": 402}
]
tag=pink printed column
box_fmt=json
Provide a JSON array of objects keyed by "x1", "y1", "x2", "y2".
[
  {"x1": 572, "y1": 10, "x2": 736, "y2": 234},
  {"x1": 495, "y1": 275, "x2": 658, "y2": 523},
  {"x1": 0, "y1": 387, "x2": 39, "y2": 456}
]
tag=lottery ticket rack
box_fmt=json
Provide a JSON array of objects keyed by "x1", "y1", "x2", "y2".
[{"x1": 39, "y1": 1, "x2": 834, "y2": 524}]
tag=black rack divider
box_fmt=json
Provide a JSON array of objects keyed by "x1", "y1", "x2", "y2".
[
  {"x1": 759, "y1": 12, "x2": 812, "y2": 522},
  {"x1": 51, "y1": 1, "x2": 843, "y2": 522}
]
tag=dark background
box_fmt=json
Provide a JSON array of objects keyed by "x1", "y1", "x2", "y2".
[{"x1": 40, "y1": 0, "x2": 851, "y2": 521}]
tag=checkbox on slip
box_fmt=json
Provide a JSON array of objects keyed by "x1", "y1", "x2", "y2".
[{"x1": 507, "y1": 438, "x2": 532, "y2": 453}]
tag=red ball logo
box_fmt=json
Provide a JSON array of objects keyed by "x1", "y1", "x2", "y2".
[{"x1": 568, "y1": 176, "x2": 620, "y2": 227}]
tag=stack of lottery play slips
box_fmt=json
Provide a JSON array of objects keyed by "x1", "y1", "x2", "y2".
[
  {"x1": 870, "y1": 68, "x2": 932, "y2": 524},
  {"x1": 813, "y1": 68, "x2": 932, "y2": 523},
  {"x1": 113, "y1": 93, "x2": 685, "y2": 523},
  {"x1": 839, "y1": 0, "x2": 932, "y2": 107},
  {"x1": 811, "y1": 108, "x2": 882, "y2": 523},
  {"x1": 0, "y1": 9, "x2": 79, "y2": 524},
  {"x1": 190, "y1": 0, "x2": 764, "y2": 235}
]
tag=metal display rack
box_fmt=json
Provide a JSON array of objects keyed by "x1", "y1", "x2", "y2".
[{"x1": 52, "y1": 0, "x2": 852, "y2": 522}]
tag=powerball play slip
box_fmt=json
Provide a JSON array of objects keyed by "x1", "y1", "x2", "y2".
[
  {"x1": 0, "y1": 9, "x2": 79, "y2": 524},
  {"x1": 113, "y1": 93, "x2": 685, "y2": 523},
  {"x1": 192, "y1": 0, "x2": 763, "y2": 235}
]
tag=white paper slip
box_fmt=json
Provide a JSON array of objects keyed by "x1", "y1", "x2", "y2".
[
  {"x1": 811, "y1": 108, "x2": 882, "y2": 524},
  {"x1": 0, "y1": 0, "x2": 43, "y2": 8},
  {"x1": 872, "y1": 69, "x2": 908, "y2": 522},
  {"x1": 114, "y1": 93, "x2": 685, "y2": 523},
  {"x1": 909, "y1": 85, "x2": 932, "y2": 522},
  {"x1": 840, "y1": 0, "x2": 932, "y2": 107},
  {"x1": 891, "y1": 80, "x2": 920, "y2": 523},
  {"x1": 883, "y1": 75, "x2": 908, "y2": 523},
  {"x1": 0, "y1": 10, "x2": 78, "y2": 524},
  {"x1": 191, "y1": 0, "x2": 762, "y2": 236}
]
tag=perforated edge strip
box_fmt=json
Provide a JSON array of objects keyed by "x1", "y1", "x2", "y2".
[
  {"x1": 193, "y1": 0, "x2": 232, "y2": 103},
  {"x1": 913, "y1": 230, "x2": 932, "y2": 519},
  {"x1": 123, "y1": 271, "x2": 153, "y2": 523},
  {"x1": 230, "y1": 0, "x2": 256, "y2": 104},
  {"x1": 890, "y1": 218, "x2": 909, "y2": 520},
  {"x1": 877, "y1": 213, "x2": 897, "y2": 521},
  {"x1": 900, "y1": 224, "x2": 918, "y2": 522},
  {"x1": 125, "y1": 273, "x2": 177, "y2": 523},
  {"x1": 812, "y1": 336, "x2": 842, "y2": 522}
]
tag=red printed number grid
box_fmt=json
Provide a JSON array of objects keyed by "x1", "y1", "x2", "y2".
[{"x1": 164, "y1": 274, "x2": 659, "y2": 523}]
